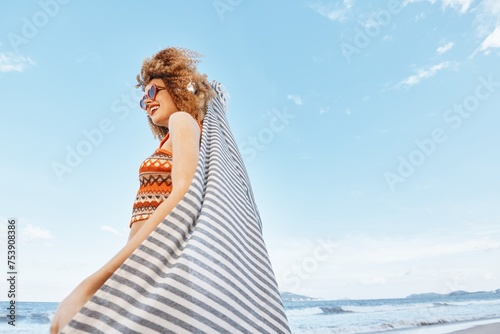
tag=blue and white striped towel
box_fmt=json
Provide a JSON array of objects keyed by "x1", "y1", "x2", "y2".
[{"x1": 61, "y1": 82, "x2": 291, "y2": 334}]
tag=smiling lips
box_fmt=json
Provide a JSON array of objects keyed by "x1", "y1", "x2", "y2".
[{"x1": 149, "y1": 105, "x2": 159, "y2": 116}]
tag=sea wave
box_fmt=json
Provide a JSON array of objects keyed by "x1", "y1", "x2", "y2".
[
  {"x1": 342, "y1": 302, "x2": 436, "y2": 313},
  {"x1": 287, "y1": 296, "x2": 500, "y2": 334},
  {"x1": 295, "y1": 298, "x2": 500, "y2": 315},
  {"x1": 285, "y1": 306, "x2": 355, "y2": 317},
  {"x1": 319, "y1": 306, "x2": 353, "y2": 315},
  {"x1": 0, "y1": 312, "x2": 53, "y2": 324},
  {"x1": 286, "y1": 307, "x2": 324, "y2": 317},
  {"x1": 361, "y1": 319, "x2": 449, "y2": 333},
  {"x1": 290, "y1": 317, "x2": 500, "y2": 334}
]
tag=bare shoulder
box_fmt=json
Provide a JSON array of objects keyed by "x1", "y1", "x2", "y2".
[
  {"x1": 168, "y1": 111, "x2": 199, "y2": 133},
  {"x1": 168, "y1": 112, "x2": 201, "y2": 150}
]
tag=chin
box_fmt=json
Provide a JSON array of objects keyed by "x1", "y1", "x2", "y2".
[{"x1": 151, "y1": 114, "x2": 167, "y2": 127}]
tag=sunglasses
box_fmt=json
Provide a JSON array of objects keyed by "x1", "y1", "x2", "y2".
[{"x1": 140, "y1": 84, "x2": 166, "y2": 110}]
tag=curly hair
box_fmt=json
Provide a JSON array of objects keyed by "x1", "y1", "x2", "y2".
[{"x1": 136, "y1": 47, "x2": 215, "y2": 140}]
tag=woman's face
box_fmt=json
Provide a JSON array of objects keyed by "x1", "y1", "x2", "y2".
[{"x1": 143, "y1": 78, "x2": 178, "y2": 127}]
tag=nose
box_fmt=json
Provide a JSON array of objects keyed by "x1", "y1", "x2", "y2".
[{"x1": 143, "y1": 98, "x2": 155, "y2": 111}]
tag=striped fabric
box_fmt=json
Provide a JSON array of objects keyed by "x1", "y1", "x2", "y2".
[{"x1": 61, "y1": 81, "x2": 291, "y2": 334}]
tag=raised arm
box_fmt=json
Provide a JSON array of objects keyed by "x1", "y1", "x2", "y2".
[{"x1": 50, "y1": 111, "x2": 200, "y2": 334}]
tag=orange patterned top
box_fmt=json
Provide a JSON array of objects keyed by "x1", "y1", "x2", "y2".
[
  {"x1": 129, "y1": 121, "x2": 202, "y2": 228},
  {"x1": 129, "y1": 133, "x2": 173, "y2": 228}
]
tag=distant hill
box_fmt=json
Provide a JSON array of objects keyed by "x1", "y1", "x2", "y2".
[
  {"x1": 406, "y1": 288, "x2": 500, "y2": 299},
  {"x1": 280, "y1": 292, "x2": 318, "y2": 302}
]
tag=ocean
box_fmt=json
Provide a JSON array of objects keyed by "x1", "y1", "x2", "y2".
[
  {"x1": 284, "y1": 291, "x2": 500, "y2": 333},
  {"x1": 1, "y1": 292, "x2": 499, "y2": 333}
]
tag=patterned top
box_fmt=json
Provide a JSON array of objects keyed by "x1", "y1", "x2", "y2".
[
  {"x1": 129, "y1": 134, "x2": 173, "y2": 227},
  {"x1": 129, "y1": 120, "x2": 202, "y2": 228}
]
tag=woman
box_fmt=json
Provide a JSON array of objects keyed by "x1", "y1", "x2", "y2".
[{"x1": 51, "y1": 47, "x2": 290, "y2": 334}]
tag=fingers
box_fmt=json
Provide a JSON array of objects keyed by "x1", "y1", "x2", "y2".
[{"x1": 50, "y1": 322, "x2": 59, "y2": 334}]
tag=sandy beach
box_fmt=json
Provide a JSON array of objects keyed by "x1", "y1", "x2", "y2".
[
  {"x1": 449, "y1": 321, "x2": 500, "y2": 334},
  {"x1": 379, "y1": 318, "x2": 500, "y2": 334}
]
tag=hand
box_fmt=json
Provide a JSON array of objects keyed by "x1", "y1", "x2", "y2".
[{"x1": 50, "y1": 278, "x2": 96, "y2": 334}]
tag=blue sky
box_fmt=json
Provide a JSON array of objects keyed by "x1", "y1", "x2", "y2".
[{"x1": 1, "y1": 0, "x2": 499, "y2": 302}]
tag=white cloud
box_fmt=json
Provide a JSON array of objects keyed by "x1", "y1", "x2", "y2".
[
  {"x1": 23, "y1": 224, "x2": 53, "y2": 242},
  {"x1": 338, "y1": 234, "x2": 500, "y2": 265},
  {"x1": 436, "y1": 41, "x2": 454, "y2": 55},
  {"x1": 479, "y1": 0, "x2": 500, "y2": 19},
  {"x1": 396, "y1": 61, "x2": 455, "y2": 88},
  {"x1": 484, "y1": 272, "x2": 495, "y2": 280},
  {"x1": 403, "y1": 0, "x2": 500, "y2": 53},
  {"x1": 405, "y1": 0, "x2": 499, "y2": 57},
  {"x1": 309, "y1": 0, "x2": 353, "y2": 22},
  {"x1": 473, "y1": 0, "x2": 500, "y2": 51},
  {"x1": 360, "y1": 16, "x2": 379, "y2": 30},
  {"x1": 403, "y1": 0, "x2": 436, "y2": 6},
  {"x1": 0, "y1": 53, "x2": 35, "y2": 72},
  {"x1": 403, "y1": 0, "x2": 470, "y2": 13},
  {"x1": 403, "y1": 0, "x2": 419, "y2": 5},
  {"x1": 471, "y1": 26, "x2": 500, "y2": 57},
  {"x1": 441, "y1": 0, "x2": 473, "y2": 13},
  {"x1": 287, "y1": 94, "x2": 303, "y2": 105},
  {"x1": 474, "y1": 226, "x2": 500, "y2": 236},
  {"x1": 100, "y1": 225, "x2": 123, "y2": 236},
  {"x1": 404, "y1": 0, "x2": 500, "y2": 37},
  {"x1": 358, "y1": 276, "x2": 387, "y2": 285},
  {"x1": 270, "y1": 230, "x2": 500, "y2": 299}
]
